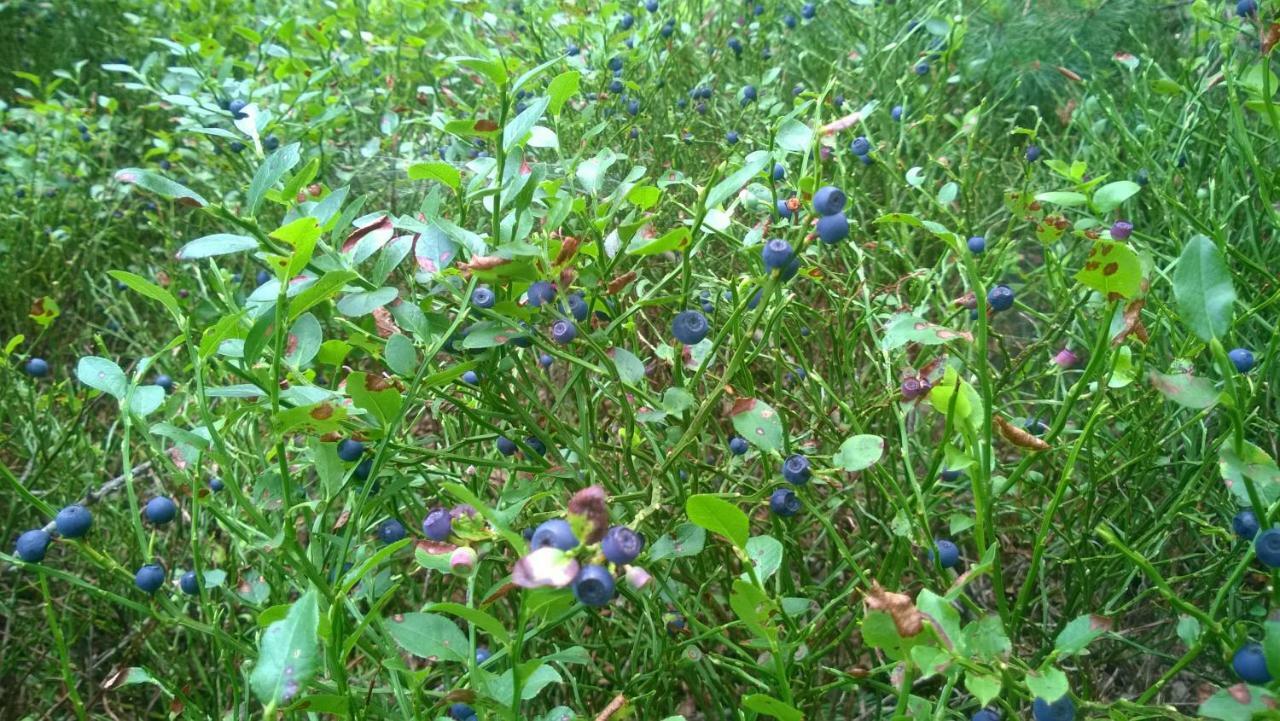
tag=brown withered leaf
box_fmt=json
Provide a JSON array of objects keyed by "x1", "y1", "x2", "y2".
[
  {"x1": 372, "y1": 306, "x2": 401, "y2": 338},
  {"x1": 864, "y1": 582, "x2": 923, "y2": 637},
  {"x1": 554, "y1": 235, "x2": 582, "y2": 266},
  {"x1": 993, "y1": 415, "x2": 1051, "y2": 451},
  {"x1": 568, "y1": 485, "x2": 609, "y2": 543},
  {"x1": 606, "y1": 271, "x2": 637, "y2": 295},
  {"x1": 1264, "y1": 23, "x2": 1280, "y2": 55},
  {"x1": 458, "y1": 255, "x2": 509, "y2": 272},
  {"x1": 1111, "y1": 297, "x2": 1149, "y2": 347}
]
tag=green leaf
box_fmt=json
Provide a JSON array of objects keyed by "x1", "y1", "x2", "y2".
[
  {"x1": 1199, "y1": 686, "x2": 1277, "y2": 721},
  {"x1": 1176, "y1": 616, "x2": 1202, "y2": 647},
  {"x1": 608, "y1": 347, "x2": 646, "y2": 384},
  {"x1": 626, "y1": 226, "x2": 690, "y2": 256},
  {"x1": 576, "y1": 149, "x2": 620, "y2": 196},
  {"x1": 1054, "y1": 614, "x2": 1112, "y2": 657},
  {"x1": 503, "y1": 96, "x2": 550, "y2": 152},
  {"x1": 455, "y1": 56, "x2": 509, "y2": 86},
  {"x1": 288, "y1": 271, "x2": 358, "y2": 321},
  {"x1": 649, "y1": 523, "x2": 706, "y2": 560},
  {"x1": 113, "y1": 167, "x2": 207, "y2": 206},
  {"x1": 1033, "y1": 191, "x2": 1088, "y2": 207},
  {"x1": 1091, "y1": 180, "x2": 1141, "y2": 213},
  {"x1": 1220, "y1": 441, "x2": 1280, "y2": 508},
  {"x1": 107, "y1": 270, "x2": 181, "y2": 320},
  {"x1": 462, "y1": 320, "x2": 526, "y2": 349},
  {"x1": 76, "y1": 356, "x2": 127, "y2": 398},
  {"x1": 963, "y1": 615, "x2": 1012, "y2": 662},
  {"x1": 775, "y1": 119, "x2": 813, "y2": 154},
  {"x1": 175, "y1": 233, "x2": 259, "y2": 260},
  {"x1": 745, "y1": 535, "x2": 784, "y2": 583},
  {"x1": 335, "y1": 287, "x2": 398, "y2": 317},
  {"x1": 832, "y1": 435, "x2": 885, "y2": 472},
  {"x1": 881, "y1": 312, "x2": 973, "y2": 349},
  {"x1": 347, "y1": 371, "x2": 403, "y2": 427},
  {"x1": 1024, "y1": 663, "x2": 1069, "y2": 702},
  {"x1": 1148, "y1": 369, "x2": 1220, "y2": 409},
  {"x1": 1173, "y1": 235, "x2": 1236, "y2": 341},
  {"x1": 385, "y1": 334, "x2": 417, "y2": 376},
  {"x1": 742, "y1": 694, "x2": 803, "y2": 721},
  {"x1": 427, "y1": 603, "x2": 510, "y2": 645},
  {"x1": 917, "y1": 589, "x2": 963, "y2": 653},
  {"x1": 128, "y1": 385, "x2": 166, "y2": 418},
  {"x1": 1074, "y1": 240, "x2": 1142, "y2": 300},
  {"x1": 250, "y1": 589, "x2": 320, "y2": 706},
  {"x1": 910, "y1": 645, "x2": 951, "y2": 678},
  {"x1": 707, "y1": 150, "x2": 769, "y2": 209},
  {"x1": 247, "y1": 143, "x2": 302, "y2": 216},
  {"x1": 729, "y1": 579, "x2": 776, "y2": 641},
  {"x1": 964, "y1": 673, "x2": 1002, "y2": 707},
  {"x1": 385, "y1": 612, "x2": 469, "y2": 663},
  {"x1": 626, "y1": 184, "x2": 661, "y2": 210},
  {"x1": 729, "y1": 398, "x2": 784, "y2": 453},
  {"x1": 407, "y1": 162, "x2": 461, "y2": 190},
  {"x1": 1264, "y1": 615, "x2": 1280, "y2": 682},
  {"x1": 546, "y1": 70, "x2": 581, "y2": 115},
  {"x1": 686, "y1": 494, "x2": 749, "y2": 549}
]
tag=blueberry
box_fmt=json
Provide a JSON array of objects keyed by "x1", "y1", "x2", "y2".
[
  {"x1": 567, "y1": 43, "x2": 580, "y2": 56},
  {"x1": 208, "y1": 477, "x2": 224, "y2": 492},
  {"x1": 527, "y1": 280, "x2": 556, "y2": 307},
  {"x1": 753, "y1": 2, "x2": 764, "y2": 15},
  {"x1": 134, "y1": 563, "x2": 166, "y2": 593},
  {"x1": 772, "y1": 163, "x2": 786, "y2": 181},
  {"x1": 726, "y1": 131, "x2": 739, "y2": 144},
  {"x1": 14, "y1": 529, "x2": 51, "y2": 563},
  {"x1": 24, "y1": 358, "x2": 49, "y2": 377},
  {"x1": 1023, "y1": 418, "x2": 1048, "y2": 437},
  {"x1": 628, "y1": 99, "x2": 640, "y2": 115},
  {"x1": 496, "y1": 436, "x2": 518, "y2": 456},
  {"x1": 256, "y1": 269, "x2": 272, "y2": 286},
  {"x1": 850, "y1": 136, "x2": 871, "y2": 156},
  {"x1": 812, "y1": 186, "x2": 847, "y2": 216},
  {"x1": 551, "y1": 319, "x2": 576, "y2": 344},
  {"x1": 833, "y1": 95, "x2": 845, "y2": 108},
  {"x1": 972, "y1": 710, "x2": 1000, "y2": 721},
  {"x1": 337, "y1": 439, "x2": 365, "y2": 462},
  {"x1": 1025, "y1": 144, "x2": 1042, "y2": 162},
  {"x1": 476, "y1": 645, "x2": 492, "y2": 663},
  {"x1": 802, "y1": 3, "x2": 816, "y2": 19},
  {"x1": 354, "y1": 458, "x2": 373, "y2": 480},
  {"x1": 619, "y1": 12, "x2": 634, "y2": 30},
  {"x1": 672, "y1": 310, "x2": 710, "y2": 345},
  {"x1": 538, "y1": 354, "x2": 553, "y2": 368},
  {"x1": 816, "y1": 213, "x2": 849, "y2": 244},
  {"x1": 660, "y1": 20, "x2": 674, "y2": 37},
  {"x1": 450, "y1": 702, "x2": 478, "y2": 721},
  {"x1": 144, "y1": 497, "x2": 178, "y2": 525},
  {"x1": 524, "y1": 436, "x2": 546, "y2": 456},
  {"x1": 792, "y1": 84, "x2": 804, "y2": 97},
  {"x1": 645, "y1": 0, "x2": 658, "y2": 11},
  {"x1": 782, "y1": 454, "x2": 811, "y2": 485},
  {"x1": 967, "y1": 236, "x2": 986, "y2": 254},
  {"x1": 1234, "y1": 643, "x2": 1271, "y2": 684},
  {"x1": 572, "y1": 564, "x2": 616, "y2": 606},
  {"x1": 747, "y1": 288, "x2": 765, "y2": 310},
  {"x1": 729, "y1": 437, "x2": 749, "y2": 455},
  {"x1": 154, "y1": 374, "x2": 174, "y2": 393},
  {"x1": 1229, "y1": 348, "x2": 1255, "y2": 373},
  {"x1": 609, "y1": 79, "x2": 624, "y2": 94},
  {"x1": 472, "y1": 286, "x2": 496, "y2": 309},
  {"x1": 1234, "y1": 509, "x2": 1260, "y2": 540},
  {"x1": 461, "y1": 370, "x2": 480, "y2": 384},
  {"x1": 932, "y1": 539, "x2": 960, "y2": 569},
  {"x1": 629, "y1": 127, "x2": 639, "y2": 139},
  {"x1": 728, "y1": 37, "x2": 742, "y2": 54},
  {"x1": 784, "y1": 13, "x2": 797, "y2": 28},
  {"x1": 264, "y1": 135, "x2": 280, "y2": 151},
  {"x1": 1109, "y1": 221, "x2": 1133, "y2": 240},
  {"x1": 701, "y1": 300, "x2": 715, "y2": 314},
  {"x1": 55, "y1": 505, "x2": 92, "y2": 539},
  {"x1": 742, "y1": 85, "x2": 757, "y2": 102},
  {"x1": 531, "y1": 519, "x2": 578, "y2": 551},
  {"x1": 987, "y1": 284, "x2": 1015, "y2": 312},
  {"x1": 179, "y1": 570, "x2": 200, "y2": 595},
  {"x1": 1257, "y1": 528, "x2": 1280, "y2": 567},
  {"x1": 1238, "y1": 0, "x2": 1258, "y2": 17},
  {"x1": 422, "y1": 508, "x2": 453, "y2": 541},
  {"x1": 769, "y1": 487, "x2": 801, "y2": 517},
  {"x1": 229, "y1": 141, "x2": 245, "y2": 153},
  {"x1": 900, "y1": 377, "x2": 929, "y2": 401},
  {"x1": 762, "y1": 238, "x2": 794, "y2": 271},
  {"x1": 891, "y1": 105, "x2": 904, "y2": 121},
  {"x1": 695, "y1": 101, "x2": 708, "y2": 115},
  {"x1": 677, "y1": 97, "x2": 688, "y2": 110},
  {"x1": 377, "y1": 519, "x2": 407, "y2": 544},
  {"x1": 940, "y1": 468, "x2": 963, "y2": 482},
  {"x1": 228, "y1": 98, "x2": 248, "y2": 118},
  {"x1": 564, "y1": 292, "x2": 588, "y2": 322},
  {"x1": 914, "y1": 61, "x2": 930, "y2": 75},
  {"x1": 1134, "y1": 168, "x2": 1150, "y2": 186},
  {"x1": 1031, "y1": 696, "x2": 1074, "y2": 721},
  {"x1": 776, "y1": 199, "x2": 794, "y2": 219},
  {"x1": 601, "y1": 526, "x2": 645, "y2": 564}
]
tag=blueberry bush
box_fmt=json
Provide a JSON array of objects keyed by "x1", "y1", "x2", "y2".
[{"x1": 2, "y1": 0, "x2": 1279, "y2": 719}]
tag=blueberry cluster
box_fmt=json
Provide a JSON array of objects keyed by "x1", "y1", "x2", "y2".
[{"x1": 811, "y1": 185, "x2": 850, "y2": 244}]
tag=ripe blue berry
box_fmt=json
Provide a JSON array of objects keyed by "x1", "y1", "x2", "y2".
[
  {"x1": 1025, "y1": 144, "x2": 1042, "y2": 162},
  {"x1": 377, "y1": 519, "x2": 407, "y2": 544},
  {"x1": 672, "y1": 310, "x2": 710, "y2": 345},
  {"x1": 784, "y1": 13, "x2": 797, "y2": 28},
  {"x1": 55, "y1": 504, "x2": 92, "y2": 539},
  {"x1": 726, "y1": 131, "x2": 740, "y2": 144},
  {"x1": 769, "y1": 487, "x2": 801, "y2": 517},
  {"x1": 967, "y1": 236, "x2": 986, "y2": 254},
  {"x1": 538, "y1": 354, "x2": 553, "y2": 368},
  {"x1": 472, "y1": 286, "x2": 495, "y2": 309},
  {"x1": 531, "y1": 519, "x2": 578, "y2": 551},
  {"x1": 833, "y1": 95, "x2": 845, "y2": 108},
  {"x1": 782, "y1": 454, "x2": 811, "y2": 485},
  {"x1": 228, "y1": 98, "x2": 248, "y2": 118},
  {"x1": 144, "y1": 497, "x2": 178, "y2": 525},
  {"x1": 355, "y1": 458, "x2": 373, "y2": 480},
  {"x1": 729, "y1": 437, "x2": 749, "y2": 455},
  {"x1": 422, "y1": 508, "x2": 452, "y2": 541},
  {"x1": 812, "y1": 186, "x2": 847, "y2": 216},
  {"x1": 450, "y1": 702, "x2": 478, "y2": 721},
  {"x1": 817, "y1": 213, "x2": 849, "y2": 244},
  {"x1": 742, "y1": 85, "x2": 757, "y2": 102},
  {"x1": 572, "y1": 564, "x2": 616, "y2": 606},
  {"x1": 528, "y1": 280, "x2": 557, "y2": 307},
  {"x1": 1229, "y1": 348, "x2": 1255, "y2": 373},
  {"x1": 772, "y1": 163, "x2": 786, "y2": 181},
  {"x1": 891, "y1": 105, "x2": 904, "y2": 121},
  {"x1": 932, "y1": 539, "x2": 961, "y2": 569},
  {"x1": 972, "y1": 709, "x2": 1000, "y2": 721},
  {"x1": 627, "y1": 99, "x2": 640, "y2": 116},
  {"x1": 941, "y1": 468, "x2": 963, "y2": 482},
  {"x1": 802, "y1": 3, "x2": 816, "y2": 19},
  {"x1": 619, "y1": 12, "x2": 634, "y2": 29},
  {"x1": 776, "y1": 199, "x2": 794, "y2": 219},
  {"x1": 987, "y1": 285, "x2": 1015, "y2": 312},
  {"x1": 476, "y1": 645, "x2": 492, "y2": 663},
  {"x1": 567, "y1": 43, "x2": 580, "y2": 56},
  {"x1": 24, "y1": 358, "x2": 49, "y2": 377},
  {"x1": 135, "y1": 563, "x2": 166, "y2": 593},
  {"x1": 1238, "y1": 0, "x2": 1258, "y2": 17},
  {"x1": 461, "y1": 370, "x2": 480, "y2": 385},
  {"x1": 497, "y1": 436, "x2": 518, "y2": 456},
  {"x1": 728, "y1": 37, "x2": 742, "y2": 54},
  {"x1": 14, "y1": 529, "x2": 51, "y2": 563},
  {"x1": 901, "y1": 377, "x2": 929, "y2": 401},
  {"x1": 208, "y1": 477, "x2": 224, "y2": 492},
  {"x1": 1255, "y1": 528, "x2": 1280, "y2": 567},
  {"x1": 608, "y1": 56, "x2": 623, "y2": 72},
  {"x1": 661, "y1": 20, "x2": 674, "y2": 37},
  {"x1": 551, "y1": 319, "x2": 577, "y2": 344},
  {"x1": 1023, "y1": 418, "x2": 1049, "y2": 437},
  {"x1": 338, "y1": 439, "x2": 365, "y2": 462},
  {"x1": 154, "y1": 374, "x2": 174, "y2": 393},
  {"x1": 565, "y1": 293, "x2": 589, "y2": 321},
  {"x1": 524, "y1": 436, "x2": 547, "y2": 456},
  {"x1": 179, "y1": 570, "x2": 200, "y2": 596},
  {"x1": 762, "y1": 238, "x2": 794, "y2": 271},
  {"x1": 1234, "y1": 642, "x2": 1271, "y2": 684},
  {"x1": 914, "y1": 61, "x2": 930, "y2": 75},
  {"x1": 1031, "y1": 696, "x2": 1075, "y2": 721},
  {"x1": 601, "y1": 526, "x2": 645, "y2": 565},
  {"x1": 1110, "y1": 221, "x2": 1133, "y2": 240},
  {"x1": 850, "y1": 136, "x2": 871, "y2": 156},
  {"x1": 1233, "y1": 510, "x2": 1261, "y2": 539},
  {"x1": 255, "y1": 269, "x2": 272, "y2": 286}
]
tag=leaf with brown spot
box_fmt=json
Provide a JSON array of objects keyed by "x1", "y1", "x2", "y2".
[
  {"x1": 864, "y1": 582, "x2": 924, "y2": 637},
  {"x1": 607, "y1": 271, "x2": 637, "y2": 295},
  {"x1": 1112, "y1": 298, "x2": 1149, "y2": 347},
  {"x1": 994, "y1": 415, "x2": 1051, "y2": 451}
]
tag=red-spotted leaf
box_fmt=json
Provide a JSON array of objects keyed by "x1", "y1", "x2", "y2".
[
  {"x1": 1199, "y1": 684, "x2": 1278, "y2": 721},
  {"x1": 882, "y1": 312, "x2": 972, "y2": 350},
  {"x1": 729, "y1": 398, "x2": 784, "y2": 452},
  {"x1": 1149, "y1": 369, "x2": 1219, "y2": 409},
  {"x1": 1075, "y1": 240, "x2": 1142, "y2": 300},
  {"x1": 1054, "y1": 614, "x2": 1112, "y2": 657}
]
